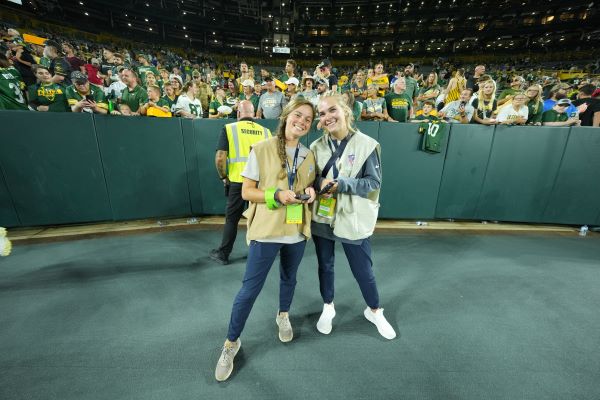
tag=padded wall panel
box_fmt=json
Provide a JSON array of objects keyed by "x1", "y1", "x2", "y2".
[
  {"x1": 542, "y1": 127, "x2": 600, "y2": 225},
  {"x1": 476, "y1": 125, "x2": 569, "y2": 222},
  {"x1": 94, "y1": 115, "x2": 190, "y2": 220},
  {"x1": 378, "y1": 123, "x2": 448, "y2": 219},
  {"x1": 0, "y1": 111, "x2": 111, "y2": 226},
  {"x1": 435, "y1": 124, "x2": 494, "y2": 219}
]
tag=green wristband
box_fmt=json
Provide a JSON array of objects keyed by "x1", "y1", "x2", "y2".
[{"x1": 265, "y1": 187, "x2": 279, "y2": 210}]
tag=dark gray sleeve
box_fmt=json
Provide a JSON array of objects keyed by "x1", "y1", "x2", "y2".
[
  {"x1": 216, "y1": 127, "x2": 228, "y2": 151},
  {"x1": 336, "y1": 150, "x2": 381, "y2": 198}
]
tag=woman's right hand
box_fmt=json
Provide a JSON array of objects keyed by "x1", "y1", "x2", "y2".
[{"x1": 276, "y1": 189, "x2": 301, "y2": 205}]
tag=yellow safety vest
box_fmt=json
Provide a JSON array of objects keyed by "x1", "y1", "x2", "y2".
[{"x1": 226, "y1": 120, "x2": 271, "y2": 183}]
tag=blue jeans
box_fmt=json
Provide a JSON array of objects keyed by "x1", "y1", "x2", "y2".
[
  {"x1": 227, "y1": 240, "x2": 307, "y2": 341},
  {"x1": 313, "y1": 234, "x2": 380, "y2": 309}
]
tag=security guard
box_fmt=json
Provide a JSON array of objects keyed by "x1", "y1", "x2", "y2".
[{"x1": 210, "y1": 100, "x2": 271, "y2": 265}]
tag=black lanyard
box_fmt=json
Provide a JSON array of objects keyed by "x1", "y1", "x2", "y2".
[
  {"x1": 286, "y1": 145, "x2": 300, "y2": 191},
  {"x1": 321, "y1": 136, "x2": 349, "y2": 179}
]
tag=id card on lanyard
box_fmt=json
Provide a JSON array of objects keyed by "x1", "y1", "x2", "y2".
[
  {"x1": 317, "y1": 137, "x2": 348, "y2": 218},
  {"x1": 286, "y1": 145, "x2": 303, "y2": 224}
]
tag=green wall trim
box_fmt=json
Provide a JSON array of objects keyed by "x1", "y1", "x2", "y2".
[{"x1": 0, "y1": 111, "x2": 596, "y2": 227}]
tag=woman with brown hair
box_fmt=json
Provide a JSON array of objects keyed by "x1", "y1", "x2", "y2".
[{"x1": 214, "y1": 98, "x2": 317, "y2": 382}]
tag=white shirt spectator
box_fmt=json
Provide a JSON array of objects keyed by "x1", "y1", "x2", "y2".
[
  {"x1": 174, "y1": 94, "x2": 203, "y2": 118},
  {"x1": 497, "y1": 104, "x2": 529, "y2": 124}
]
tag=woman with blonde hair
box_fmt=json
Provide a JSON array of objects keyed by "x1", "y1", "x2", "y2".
[
  {"x1": 311, "y1": 92, "x2": 396, "y2": 340},
  {"x1": 214, "y1": 98, "x2": 317, "y2": 382},
  {"x1": 525, "y1": 84, "x2": 544, "y2": 125},
  {"x1": 444, "y1": 68, "x2": 466, "y2": 105},
  {"x1": 471, "y1": 79, "x2": 498, "y2": 125},
  {"x1": 496, "y1": 91, "x2": 529, "y2": 125}
]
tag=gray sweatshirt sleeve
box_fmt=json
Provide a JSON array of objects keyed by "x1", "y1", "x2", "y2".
[{"x1": 336, "y1": 150, "x2": 382, "y2": 198}]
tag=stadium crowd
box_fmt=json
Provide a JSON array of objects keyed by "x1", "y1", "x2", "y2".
[{"x1": 1, "y1": 25, "x2": 599, "y2": 127}]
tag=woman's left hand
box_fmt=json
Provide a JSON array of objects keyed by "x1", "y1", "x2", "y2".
[{"x1": 304, "y1": 187, "x2": 316, "y2": 204}]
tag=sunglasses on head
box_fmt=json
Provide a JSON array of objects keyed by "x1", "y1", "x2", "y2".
[{"x1": 557, "y1": 104, "x2": 568, "y2": 107}]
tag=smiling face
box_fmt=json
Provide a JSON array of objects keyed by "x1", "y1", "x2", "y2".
[
  {"x1": 35, "y1": 67, "x2": 52, "y2": 84},
  {"x1": 512, "y1": 93, "x2": 527, "y2": 107},
  {"x1": 482, "y1": 81, "x2": 494, "y2": 96},
  {"x1": 285, "y1": 104, "x2": 314, "y2": 141},
  {"x1": 375, "y1": 64, "x2": 383, "y2": 74},
  {"x1": 318, "y1": 96, "x2": 349, "y2": 137}
]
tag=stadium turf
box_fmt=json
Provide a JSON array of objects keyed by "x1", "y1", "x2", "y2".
[{"x1": 0, "y1": 230, "x2": 599, "y2": 399}]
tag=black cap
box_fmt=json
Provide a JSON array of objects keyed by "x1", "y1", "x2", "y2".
[
  {"x1": 263, "y1": 75, "x2": 273, "y2": 82},
  {"x1": 71, "y1": 71, "x2": 88, "y2": 84}
]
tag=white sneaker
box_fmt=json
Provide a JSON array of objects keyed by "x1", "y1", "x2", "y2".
[
  {"x1": 0, "y1": 228, "x2": 11, "y2": 257},
  {"x1": 215, "y1": 338, "x2": 241, "y2": 382},
  {"x1": 276, "y1": 312, "x2": 294, "y2": 342},
  {"x1": 364, "y1": 307, "x2": 396, "y2": 340},
  {"x1": 316, "y1": 303, "x2": 336, "y2": 334}
]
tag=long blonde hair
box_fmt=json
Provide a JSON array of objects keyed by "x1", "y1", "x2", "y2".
[
  {"x1": 526, "y1": 84, "x2": 543, "y2": 114},
  {"x1": 318, "y1": 91, "x2": 357, "y2": 137},
  {"x1": 274, "y1": 97, "x2": 316, "y2": 179},
  {"x1": 477, "y1": 79, "x2": 497, "y2": 112}
]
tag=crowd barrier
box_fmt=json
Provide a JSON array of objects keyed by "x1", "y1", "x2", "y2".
[{"x1": 1, "y1": 110, "x2": 599, "y2": 228}]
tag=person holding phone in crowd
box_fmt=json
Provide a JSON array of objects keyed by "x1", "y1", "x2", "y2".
[
  {"x1": 310, "y1": 92, "x2": 396, "y2": 341},
  {"x1": 214, "y1": 98, "x2": 317, "y2": 382}
]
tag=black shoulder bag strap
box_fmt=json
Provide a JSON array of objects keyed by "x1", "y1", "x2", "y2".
[{"x1": 321, "y1": 136, "x2": 349, "y2": 178}]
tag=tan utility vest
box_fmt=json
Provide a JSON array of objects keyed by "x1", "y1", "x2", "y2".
[{"x1": 243, "y1": 137, "x2": 316, "y2": 242}]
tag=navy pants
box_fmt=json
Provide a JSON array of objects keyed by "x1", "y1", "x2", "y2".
[
  {"x1": 313, "y1": 234, "x2": 380, "y2": 309},
  {"x1": 227, "y1": 240, "x2": 306, "y2": 341}
]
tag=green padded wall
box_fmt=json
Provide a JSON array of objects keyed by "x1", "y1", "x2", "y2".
[
  {"x1": 94, "y1": 115, "x2": 190, "y2": 220},
  {"x1": 0, "y1": 111, "x2": 111, "y2": 226},
  {"x1": 435, "y1": 124, "x2": 494, "y2": 219},
  {"x1": 542, "y1": 127, "x2": 600, "y2": 225},
  {"x1": 181, "y1": 119, "x2": 203, "y2": 215},
  {"x1": 378, "y1": 122, "x2": 448, "y2": 219},
  {"x1": 357, "y1": 121, "x2": 380, "y2": 140},
  {"x1": 190, "y1": 119, "x2": 229, "y2": 215},
  {"x1": 0, "y1": 166, "x2": 20, "y2": 227},
  {"x1": 476, "y1": 125, "x2": 569, "y2": 222}
]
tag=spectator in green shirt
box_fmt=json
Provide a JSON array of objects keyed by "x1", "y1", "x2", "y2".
[
  {"x1": 238, "y1": 79, "x2": 259, "y2": 114},
  {"x1": 497, "y1": 75, "x2": 525, "y2": 107},
  {"x1": 209, "y1": 87, "x2": 229, "y2": 119},
  {"x1": 136, "y1": 54, "x2": 159, "y2": 86},
  {"x1": 525, "y1": 84, "x2": 544, "y2": 125},
  {"x1": 28, "y1": 64, "x2": 70, "y2": 112},
  {"x1": 120, "y1": 68, "x2": 148, "y2": 114},
  {"x1": 140, "y1": 85, "x2": 171, "y2": 116},
  {"x1": 65, "y1": 71, "x2": 108, "y2": 114},
  {"x1": 385, "y1": 77, "x2": 413, "y2": 122},
  {"x1": 542, "y1": 99, "x2": 580, "y2": 126}
]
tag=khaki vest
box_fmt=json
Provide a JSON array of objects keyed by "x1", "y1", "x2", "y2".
[
  {"x1": 310, "y1": 131, "x2": 381, "y2": 240},
  {"x1": 243, "y1": 137, "x2": 316, "y2": 242},
  {"x1": 226, "y1": 120, "x2": 271, "y2": 183}
]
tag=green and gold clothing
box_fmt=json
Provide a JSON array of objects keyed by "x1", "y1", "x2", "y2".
[
  {"x1": 120, "y1": 84, "x2": 148, "y2": 112},
  {"x1": 209, "y1": 98, "x2": 227, "y2": 118},
  {"x1": 542, "y1": 109, "x2": 568, "y2": 123},
  {"x1": 384, "y1": 92, "x2": 412, "y2": 122},
  {"x1": 27, "y1": 82, "x2": 70, "y2": 112},
  {"x1": 527, "y1": 100, "x2": 544, "y2": 124},
  {"x1": 238, "y1": 93, "x2": 260, "y2": 113},
  {"x1": 367, "y1": 75, "x2": 389, "y2": 96},
  {"x1": 65, "y1": 83, "x2": 108, "y2": 110},
  {"x1": 161, "y1": 95, "x2": 178, "y2": 112},
  {"x1": 136, "y1": 65, "x2": 159, "y2": 86},
  {"x1": 0, "y1": 66, "x2": 28, "y2": 110}
]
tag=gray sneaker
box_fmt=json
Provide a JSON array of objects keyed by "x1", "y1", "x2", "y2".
[
  {"x1": 276, "y1": 312, "x2": 293, "y2": 342},
  {"x1": 215, "y1": 338, "x2": 241, "y2": 382}
]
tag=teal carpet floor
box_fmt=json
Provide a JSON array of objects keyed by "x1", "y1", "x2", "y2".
[{"x1": 0, "y1": 230, "x2": 599, "y2": 400}]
